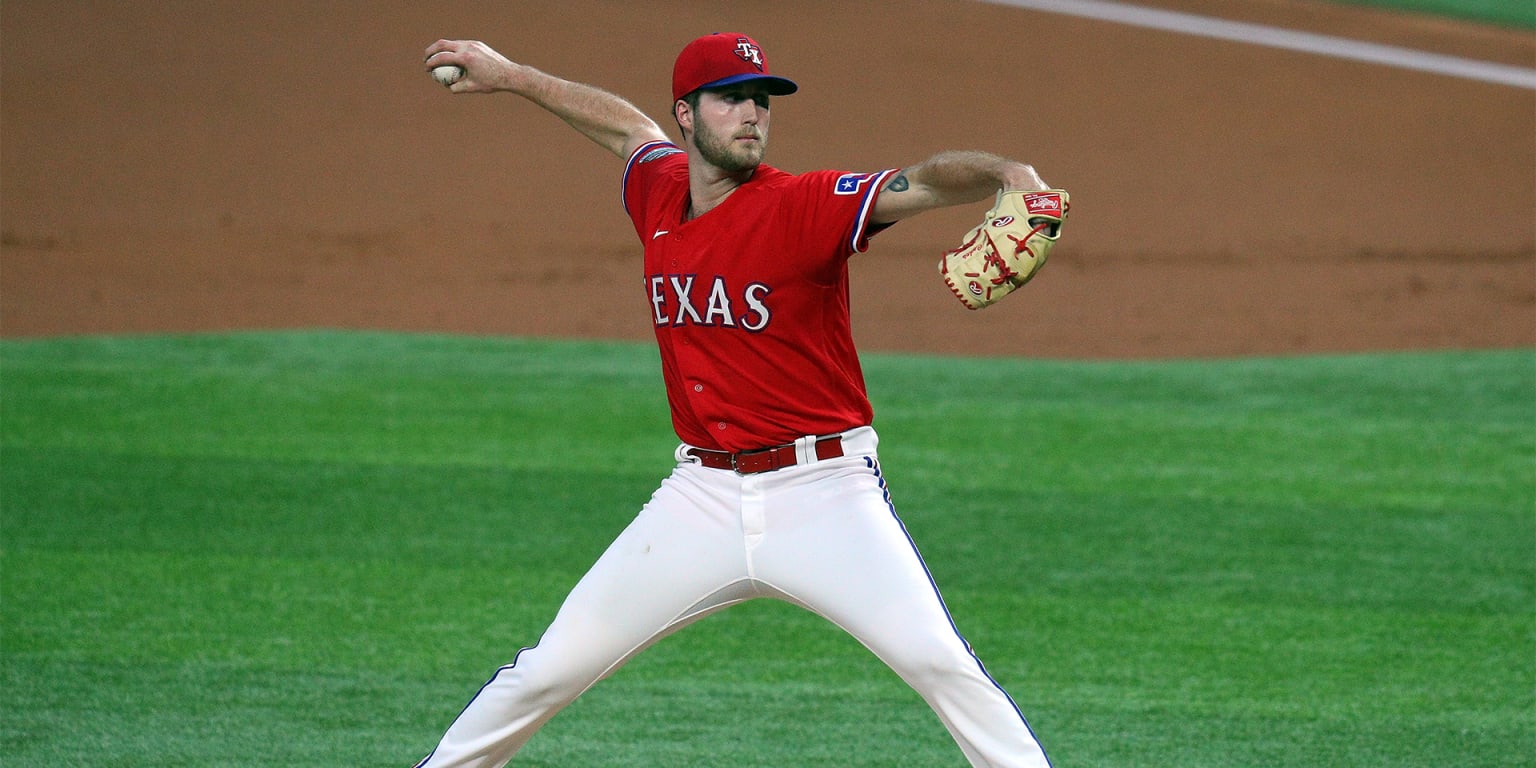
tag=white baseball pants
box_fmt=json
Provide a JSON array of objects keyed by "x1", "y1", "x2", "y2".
[{"x1": 415, "y1": 427, "x2": 1051, "y2": 767}]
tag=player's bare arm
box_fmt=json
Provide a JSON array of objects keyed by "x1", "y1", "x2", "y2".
[
  {"x1": 870, "y1": 150, "x2": 1049, "y2": 224},
  {"x1": 425, "y1": 39, "x2": 667, "y2": 160}
]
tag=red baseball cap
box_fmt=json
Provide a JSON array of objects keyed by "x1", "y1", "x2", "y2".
[{"x1": 672, "y1": 33, "x2": 799, "y2": 102}]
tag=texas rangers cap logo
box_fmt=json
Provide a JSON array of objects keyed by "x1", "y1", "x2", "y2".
[{"x1": 733, "y1": 38, "x2": 764, "y2": 70}]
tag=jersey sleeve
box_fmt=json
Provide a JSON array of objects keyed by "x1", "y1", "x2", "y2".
[
  {"x1": 790, "y1": 169, "x2": 899, "y2": 257},
  {"x1": 622, "y1": 141, "x2": 688, "y2": 238}
]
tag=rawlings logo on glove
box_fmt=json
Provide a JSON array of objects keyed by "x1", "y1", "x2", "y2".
[{"x1": 939, "y1": 189, "x2": 1069, "y2": 310}]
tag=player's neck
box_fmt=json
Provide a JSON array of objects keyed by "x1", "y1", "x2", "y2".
[{"x1": 685, "y1": 162, "x2": 755, "y2": 221}]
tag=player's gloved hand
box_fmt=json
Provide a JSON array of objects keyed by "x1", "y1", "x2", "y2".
[{"x1": 939, "y1": 189, "x2": 1069, "y2": 310}]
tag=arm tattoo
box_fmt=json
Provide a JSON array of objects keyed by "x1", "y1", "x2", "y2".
[{"x1": 884, "y1": 173, "x2": 910, "y2": 192}]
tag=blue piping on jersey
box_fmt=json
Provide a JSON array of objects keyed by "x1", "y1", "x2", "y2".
[
  {"x1": 850, "y1": 169, "x2": 898, "y2": 254},
  {"x1": 622, "y1": 140, "x2": 681, "y2": 217}
]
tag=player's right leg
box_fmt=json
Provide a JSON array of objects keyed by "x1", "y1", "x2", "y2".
[
  {"x1": 413, "y1": 463, "x2": 753, "y2": 768},
  {"x1": 748, "y1": 451, "x2": 1053, "y2": 768}
]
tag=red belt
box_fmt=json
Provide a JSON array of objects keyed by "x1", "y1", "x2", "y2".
[{"x1": 686, "y1": 436, "x2": 845, "y2": 474}]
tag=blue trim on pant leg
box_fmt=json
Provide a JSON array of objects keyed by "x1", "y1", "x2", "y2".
[
  {"x1": 863, "y1": 457, "x2": 1053, "y2": 767},
  {"x1": 414, "y1": 645, "x2": 535, "y2": 768}
]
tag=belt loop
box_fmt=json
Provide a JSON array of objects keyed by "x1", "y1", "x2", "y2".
[{"x1": 793, "y1": 435, "x2": 815, "y2": 466}]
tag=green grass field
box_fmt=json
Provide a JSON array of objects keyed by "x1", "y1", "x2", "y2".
[
  {"x1": 2, "y1": 332, "x2": 1531, "y2": 766},
  {"x1": 1336, "y1": 0, "x2": 1536, "y2": 28}
]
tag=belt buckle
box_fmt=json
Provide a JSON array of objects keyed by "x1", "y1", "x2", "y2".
[
  {"x1": 729, "y1": 448, "x2": 757, "y2": 473},
  {"x1": 730, "y1": 445, "x2": 777, "y2": 474}
]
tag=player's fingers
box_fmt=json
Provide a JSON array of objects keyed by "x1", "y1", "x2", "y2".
[
  {"x1": 424, "y1": 44, "x2": 470, "y2": 91},
  {"x1": 423, "y1": 40, "x2": 463, "y2": 65}
]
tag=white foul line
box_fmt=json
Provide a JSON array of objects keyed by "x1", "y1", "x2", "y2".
[{"x1": 979, "y1": 0, "x2": 1536, "y2": 90}]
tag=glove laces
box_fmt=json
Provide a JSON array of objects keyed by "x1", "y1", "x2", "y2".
[{"x1": 990, "y1": 222, "x2": 1052, "y2": 283}]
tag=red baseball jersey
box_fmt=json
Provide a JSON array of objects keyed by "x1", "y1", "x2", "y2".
[{"x1": 623, "y1": 140, "x2": 897, "y2": 452}]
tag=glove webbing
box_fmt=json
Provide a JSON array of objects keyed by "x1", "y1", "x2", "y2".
[{"x1": 990, "y1": 222, "x2": 1054, "y2": 283}]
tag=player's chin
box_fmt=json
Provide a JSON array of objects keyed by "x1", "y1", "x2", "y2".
[
  {"x1": 732, "y1": 142, "x2": 765, "y2": 166},
  {"x1": 716, "y1": 150, "x2": 763, "y2": 173},
  {"x1": 699, "y1": 138, "x2": 764, "y2": 173}
]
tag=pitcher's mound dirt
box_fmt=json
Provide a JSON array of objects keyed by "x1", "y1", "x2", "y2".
[{"x1": 3, "y1": 0, "x2": 1532, "y2": 358}]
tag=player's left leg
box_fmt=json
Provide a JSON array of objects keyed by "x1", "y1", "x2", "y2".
[
  {"x1": 415, "y1": 463, "x2": 759, "y2": 767},
  {"x1": 750, "y1": 447, "x2": 1052, "y2": 768}
]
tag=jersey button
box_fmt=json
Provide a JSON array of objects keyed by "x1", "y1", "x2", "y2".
[
  {"x1": 716, "y1": 422, "x2": 727, "y2": 431},
  {"x1": 693, "y1": 384, "x2": 704, "y2": 392}
]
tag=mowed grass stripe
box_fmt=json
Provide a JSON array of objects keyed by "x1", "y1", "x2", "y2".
[{"x1": 3, "y1": 332, "x2": 1531, "y2": 766}]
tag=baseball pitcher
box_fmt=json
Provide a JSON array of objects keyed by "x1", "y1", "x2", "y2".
[{"x1": 414, "y1": 31, "x2": 1068, "y2": 767}]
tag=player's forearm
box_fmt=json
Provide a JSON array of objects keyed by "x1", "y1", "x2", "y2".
[
  {"x1": 903, "y1": 150, "x2": 1048, "y2": 205},
  {"x1": 512, "y1": 66, "x2": 666, "y2": 158},
  {"x1": 425, "y1": 39, "x2": 665, "y2": 159},
  {"x1": 871, "y1": 150, "x2": 1049, "y2": 224}
]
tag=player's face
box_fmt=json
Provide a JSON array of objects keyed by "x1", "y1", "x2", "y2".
[{"x1": 688, "y1": 85, "x2": 771, "y2": 173}]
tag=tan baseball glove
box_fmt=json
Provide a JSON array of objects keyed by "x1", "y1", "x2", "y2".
[{"x1": 939, "y1": 189, "x2": 1069, "y2": 310}]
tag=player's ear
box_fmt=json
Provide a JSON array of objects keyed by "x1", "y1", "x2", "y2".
[{"x1": 673, "y1": 99, "x2": 693, "y2": 139}]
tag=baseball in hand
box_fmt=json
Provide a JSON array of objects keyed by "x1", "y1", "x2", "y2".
[{"x1": 432, "y1": 64, "x2": 465, "y2": 86}]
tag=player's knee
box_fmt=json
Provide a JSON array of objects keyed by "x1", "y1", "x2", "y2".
[
  {"x1": 523, "y1": 667, "x2": 593, "y2": 707},
  {"x1": 882, "y1": 633, "x2": 980, "y2": 683},
  {"x1": 489, "y1": 658, "x2": 594, "y2": 711}
]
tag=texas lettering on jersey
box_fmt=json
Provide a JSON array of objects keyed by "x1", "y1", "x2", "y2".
[
  {"x1": 621, "y1": 141, "x2": 898, "y2": 448},
  {"x1": 648, "y1": 274, "x2": 772, "y2": 332}
]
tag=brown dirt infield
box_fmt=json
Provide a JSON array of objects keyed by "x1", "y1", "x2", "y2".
[{"x1": 3, "y1": 0, "x2": 1532, "y2": 358}]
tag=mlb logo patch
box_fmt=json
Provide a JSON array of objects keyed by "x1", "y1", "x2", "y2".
[{"x1": 834, "y1": 173, "x2": 875, "y2": 196}]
